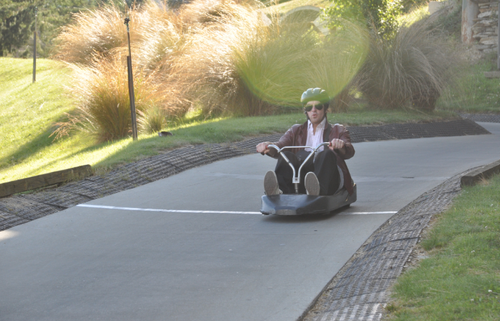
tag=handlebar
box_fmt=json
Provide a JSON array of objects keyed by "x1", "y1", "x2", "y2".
[{"x1": 266, "y1": 142, "x2": 330, "y2": 154}]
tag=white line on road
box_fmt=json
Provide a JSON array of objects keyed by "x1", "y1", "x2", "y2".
[
  {"x1": 340, "y1": 211, "x2": 397, "y2": 215},
  {"x1": 77, "y1": 204, "x2": 262, "y2": 215},
  {"x1": 77, "y1": 204, "x2": 397, "y2": 216}
]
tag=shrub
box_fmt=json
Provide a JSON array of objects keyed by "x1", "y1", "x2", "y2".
[
  {"x1": 137, "y1": 106, "x2": 168, "y2": 134},
  {"x1": 134, "y1": 0, "x2": 187, "y2": 73},
  {"x1": 167, "y1": 0, "x2": 281, "y2": 116},
  {"x1": 400, "y1": 0, "x2": 429, "y2": 13},
  {"x1": 174, "y1": 4, "x2": 369, "y2": 116},
  {"x1": 54, "y1": 4, "x2": 135, "y2": 64},
  {"x1": 52, "y1": 1, "x2": 188, "y2": 142},
  {"x1": 302, "y1": 21, "x2": 368, "y2": 112},
  {"x1": 323, "y1": 0, "x2": 403, "y2": 39},
  {"x1": 232, "y1": 22, "x2": 319, "y2": 112},
  {"x1": 52, "y1": 54, "x2": 167, "y2": 142},
  {"x1": 52, "y1": 0, "x2": 369, "y2": 143},
  {"x1": 359, "y1": 20, "x2": 458, "y2": 111}
]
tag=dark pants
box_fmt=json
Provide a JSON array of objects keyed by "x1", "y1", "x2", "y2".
[{"x1": 275, "y1": 149, "x2": 340, "y2": 195}]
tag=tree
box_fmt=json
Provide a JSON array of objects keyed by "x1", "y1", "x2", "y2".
[
  {"x1": 0, "y1": 0, "x2": 141, "y2": 57},
  {"x1": 0, "y1": 0, "x2": 33, "y2": 56},
  {"x1": 323, "y1": 0, "x2": 403, "y2": 38}
]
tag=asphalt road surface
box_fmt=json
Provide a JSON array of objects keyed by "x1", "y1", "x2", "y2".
[{"x1": 1, "y1": 122, "x2": 499, "y2": 321}]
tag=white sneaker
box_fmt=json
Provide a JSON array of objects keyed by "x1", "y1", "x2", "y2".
[
  {"x1": 264, "y1": 171, "x2": 280, "y2": 196},
  {"x1": 305, "y1": 172, "x2": 320, "y2": 196}
]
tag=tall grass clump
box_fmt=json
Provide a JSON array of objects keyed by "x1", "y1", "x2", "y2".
[
  {"x1": 232, "y1": 26, "x2": 316, "y2": 112},
  {"x1": 53, "y1": 1, "x2": 185, "y2": 142},
  {"x1": 182, "y1": 7, "x2": 368, "y2": 115},
  {"x1": 52, "y1": 54, "x2": 167, "y2": 142},
  {"x1": 54, "y1": 5, "x2": 138, "y2": 65},
  {"x1": 303, "y1": 20, "x2": 369, "y2": 112},
  {"x1": 165, "y1": 0, "x2": 313, "y2": 116},
  {"x1": 166, "y1": 0, "x2": 270, "y2": 116},
  {"x1": 53, "y1": 0, "x2": 369, "y2": 142},
  {"x1": 134, "y1": 0, "x2": 188, "y2": 73},
  {"x1": 359, "y1": 19, "x2": 459, "y2": 111},
  {"x1": 166, "y1": 0, "x2": 368, "y2": 116},
  {"x1": 137, "y1": 106, "x2": 168, "y2": 134}
]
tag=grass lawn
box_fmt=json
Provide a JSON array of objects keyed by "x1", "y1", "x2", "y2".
[
  {"x1": 385, "y1": 174, "x2": 500, "y2": 320},
  {"x1": 438, "y1": 58, "x2": 500, "y2": 113}
]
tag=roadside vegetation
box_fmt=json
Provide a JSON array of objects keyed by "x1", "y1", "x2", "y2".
[
  {"x1": 48, "y1": 0, "x2": 467, "y2": 143},
  {"x1": 0, "y1": 56, "x2": 456, "y2": 183},
  {"x1": 384, "y1": 174, "x2": 500, "y2": 320}
]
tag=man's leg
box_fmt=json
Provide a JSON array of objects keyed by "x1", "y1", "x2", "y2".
[
  {"x1": 275, "y1": 151, "x2": 313, "y2": 194},
  {"x1": 313, "y1": 149, "x2": 341, "y2": 195}
]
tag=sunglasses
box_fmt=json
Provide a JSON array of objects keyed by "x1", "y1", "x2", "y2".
[{"x1": 304, "y1": 104, "x2": 325, "y2": 112}]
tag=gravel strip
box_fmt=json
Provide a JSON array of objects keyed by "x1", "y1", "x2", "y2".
[{"x1": 459, "y1": 113, "x2": 500, "y2": 123}]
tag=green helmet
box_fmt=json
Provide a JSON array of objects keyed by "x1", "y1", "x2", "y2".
[{"x1": 300, "y1": 88, "x2": 329, "y2": 106}]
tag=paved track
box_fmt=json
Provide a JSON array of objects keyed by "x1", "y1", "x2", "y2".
[{"x1": 1, "y1": 123, "x2": 499, "y2": 321}]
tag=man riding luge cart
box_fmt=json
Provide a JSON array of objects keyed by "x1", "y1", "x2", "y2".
[{"x1": 256, "y1": 88, "x2": 357, "y2": 215}]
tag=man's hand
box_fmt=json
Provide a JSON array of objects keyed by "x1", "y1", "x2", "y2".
[
  {"x1": 256, "y1": 142, "x2": 271, "y2": 155},
  {"x1": 329, "y1": 138, "x2": 345, "y2": 153}
]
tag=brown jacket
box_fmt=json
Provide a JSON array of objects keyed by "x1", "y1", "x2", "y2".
[{"x1": 268, "y1": 120, "x2": 355, "y2": 195}]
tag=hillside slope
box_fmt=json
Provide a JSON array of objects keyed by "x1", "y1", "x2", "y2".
[{"x1": 0, "y1": 58, "x2": 77, "y2": 182}]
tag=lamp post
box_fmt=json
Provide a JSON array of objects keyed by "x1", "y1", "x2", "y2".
[
  {"x1": 498, "y1": 6, "x2": 500, "y2": 70},
  {"x1": 33, "y1": 6, "x2": 37, "y2": 83},
  {"x1": 124, "y1": 17, "x2": 138, "y2": 141}
]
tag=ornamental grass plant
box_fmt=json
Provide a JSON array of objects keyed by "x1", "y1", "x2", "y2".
[
  {"x1": 359, "y1": 19, "x2": 459, "y2": 111},
  {"x1": 52, "y1": 54, "x2": 168, "y2": 142},
  {"x1": 304, "y1": 21, "x2": 368, "y2": 112},
  {"x1": 53, "y1": 1, "x2": 188, "y2": 142},
  {"x1": 167, "y1": 0, "x2": 275, "y2": 116},
  {"x1": 224, "y1": 14, "x2": 367, "y2": 115},
  {"x1": 54, "y1": 4, "x2": 137, "y2": 65},
  {"x1": 53, "y1": 0, "x2": 369, "y2": 142},
  {"x1": 54, "y1": 0, "x2": 463, "y2": 143},
  {"x1": 137, "y1": 106, "x2": 169, "y2": 134},
  {"x1": 133, "y1": 0, "x2": 188, "y2": 74}
]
